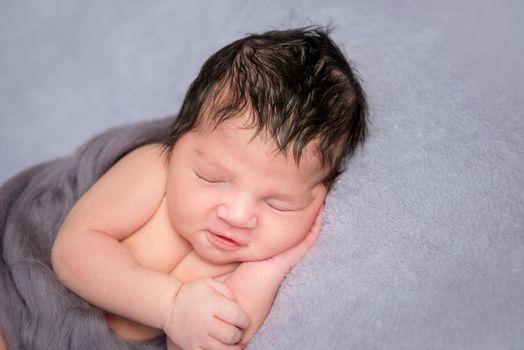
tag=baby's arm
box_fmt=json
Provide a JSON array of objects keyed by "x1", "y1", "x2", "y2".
[
  {"x1": 221, "y1": 206, "x2": 324, "y2": 345},
  {"x1": 51, "y1": 145, "x2": 248, "y2": 348},
  {"x1": 52, "y1": 145, "x2": 180, "y2": 329}
]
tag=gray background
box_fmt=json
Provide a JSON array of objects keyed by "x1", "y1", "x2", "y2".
[{"x1": 1, "y1": 1, "x2": 523, "y2": 349}]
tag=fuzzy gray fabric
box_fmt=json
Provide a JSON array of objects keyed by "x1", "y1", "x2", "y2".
[
  {"x1": 0, "y1": 118, "x2": 172, "y2": 349},
  {"x1": 1, "y1": 1, "x2": 524, "y2": 350}
]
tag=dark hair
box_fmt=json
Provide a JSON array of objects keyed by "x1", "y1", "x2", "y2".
[{"x1": 165, "y1": 26, "x2": 367, "y2": 188}]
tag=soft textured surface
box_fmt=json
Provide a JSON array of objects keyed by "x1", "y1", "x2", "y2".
[
  {"x1": 1, "y1": 1, "x2": 523, "y2": 349},
  {"x1": 0, "y1": 118, "x2": 171, "y2": 349}
]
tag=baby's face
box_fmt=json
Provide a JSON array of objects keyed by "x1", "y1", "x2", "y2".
[{"x1": 165, "y1": 114, "x2": 327, "y2": 264}]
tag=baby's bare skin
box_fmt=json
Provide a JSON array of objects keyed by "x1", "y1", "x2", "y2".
[
  {"x1": 52, "y1": 113, "x2": 326, "y2": 348},
  {"x1": 106, "y1": 196, "x2": 239, "y2": 340}
]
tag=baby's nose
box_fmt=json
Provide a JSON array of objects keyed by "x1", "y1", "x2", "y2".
[{"x1": 216, "y1": 194, "x2": 257, "y2": 229}]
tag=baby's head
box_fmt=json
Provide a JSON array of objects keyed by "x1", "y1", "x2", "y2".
[
  {"x1": 163, "y1": 27, "x2": 367, "y2": 264},
  {"x1": 165, "y1": 26, "x2": 367, "y2": 190}
]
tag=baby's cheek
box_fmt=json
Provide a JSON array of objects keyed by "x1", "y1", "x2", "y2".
[{"x1": 282, "y1": 220, "x2": 310, "y2": 249}]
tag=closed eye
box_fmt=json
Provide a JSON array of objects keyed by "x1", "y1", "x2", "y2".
[
  {"x1": 195, "y1": 172, "x2": 224, "y2": 184},
  {"x1": 266, "y1": 201, "x2": 296, "y2": 212}
]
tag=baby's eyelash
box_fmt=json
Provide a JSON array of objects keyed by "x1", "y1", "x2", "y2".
[
  {"x1": 266, "y1": 201, "x2": 294, "y2": 212},
  {"x1": 195, "y1": 172, "x2": 223, "y2": 184}
]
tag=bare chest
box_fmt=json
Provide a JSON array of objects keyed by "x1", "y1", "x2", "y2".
[
  {"x1": 106, "y1": 196, "x2": 237, "y2": 340},
  {"x1": 120, "y1": 196, "x2": 237, "y2": 281}
]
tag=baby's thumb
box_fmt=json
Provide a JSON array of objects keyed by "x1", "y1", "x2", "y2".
[{"x1": 205, "y1": 279, "x2": 236, "y2": 300}]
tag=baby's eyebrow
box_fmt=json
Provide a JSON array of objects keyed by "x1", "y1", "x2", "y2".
[{"x1": 194, "y1": 148, "x2": 229, "y2": 170}]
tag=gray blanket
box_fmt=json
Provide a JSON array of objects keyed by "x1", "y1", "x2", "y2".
[
  {"x1": 0, "y1": 118, "x2": 172, "y2": 349},
  {"x1": 2, "y1": 2, "x2": 524, "y2": 349}
]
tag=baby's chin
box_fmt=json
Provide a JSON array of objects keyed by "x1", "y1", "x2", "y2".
[
  {"x1": 193, "y1": 246, "x2": 242, "y2": 265},
  {"x1": 195, "y1": 246, "x2": 273, "y2": 265}
]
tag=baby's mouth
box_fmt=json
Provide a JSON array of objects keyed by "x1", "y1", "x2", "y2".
[{"x1": 207, "y1": 231, "x2": 241, "y2": 250}]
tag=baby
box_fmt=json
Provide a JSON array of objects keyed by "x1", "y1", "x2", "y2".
[{"x1": 51, "y1": 26, "x2": 367, "y2": 349}]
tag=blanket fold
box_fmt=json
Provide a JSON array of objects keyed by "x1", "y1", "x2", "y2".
[{"x1": 1, "y1": 117, "x2": 173, "y2": 349}]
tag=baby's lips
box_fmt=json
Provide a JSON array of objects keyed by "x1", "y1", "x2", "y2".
[
  {"x1": 207, "y1": 230, "x2": 244, "y2": 251},
  {"x1": 208, "y1": 229, "x2": 243, "y2": 246}
]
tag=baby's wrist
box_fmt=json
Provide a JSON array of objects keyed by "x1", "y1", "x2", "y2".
[
  {"x1": 157, "y1": 279, "x2": 183, "y2": 331},
  {"x1": 266, "y1": 257, "x2": 293, "y2": 277},
  {"x1": 245, "y1": 259, "x2": 291, "y2": 281}
]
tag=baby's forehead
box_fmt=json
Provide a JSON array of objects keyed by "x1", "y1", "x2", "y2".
[{"x1": 193, "y1": 116, "x2": 327, "y2": 178}]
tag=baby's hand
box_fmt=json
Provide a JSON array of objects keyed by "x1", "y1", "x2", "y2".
[
  {"x1": 218, "y1": 205, "x2": 324, "y2": 343},
  {"x1": 163, "y1": 278, "x2": 250, "y2": 350},
  {"x1": 267, "y1": 204, "x2": 324, "y2": 275}
]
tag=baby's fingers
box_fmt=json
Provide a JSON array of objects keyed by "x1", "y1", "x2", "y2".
[
  {"x1": 309, "y1": 204, "x2": 324, "y2": 236},
  {"x1": 300, "y1": 205, "x2": 324, "y2": 248},
  {"x1": 209, "y1": 317, "x2": 244, "y2": 345},
  {"x1": 271, "y1": 205, "x2": 324, "y2": 271},
  {"x1": 206, "y1": 278, "x2": 236, "y2": 300},
  {"x1": 214, "y1": 297, "x2": 250, "y2": 330},
  {"x1": 204, "y1": 337, "x2": 244, "y2": 350}
]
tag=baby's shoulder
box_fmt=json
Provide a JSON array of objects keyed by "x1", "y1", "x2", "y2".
[
  {"x1": 121, "y1": 143, "x2": 167, "y2": 166},
  {"x1": 111, "y1": 143, "x2": 168, "y2": 181},
  {"x1": 63, "y1": 144, "x2": 170, "y2": 241},
  {"x1": 93, "y1": 143, "x2": 169, "y2": 202}
]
